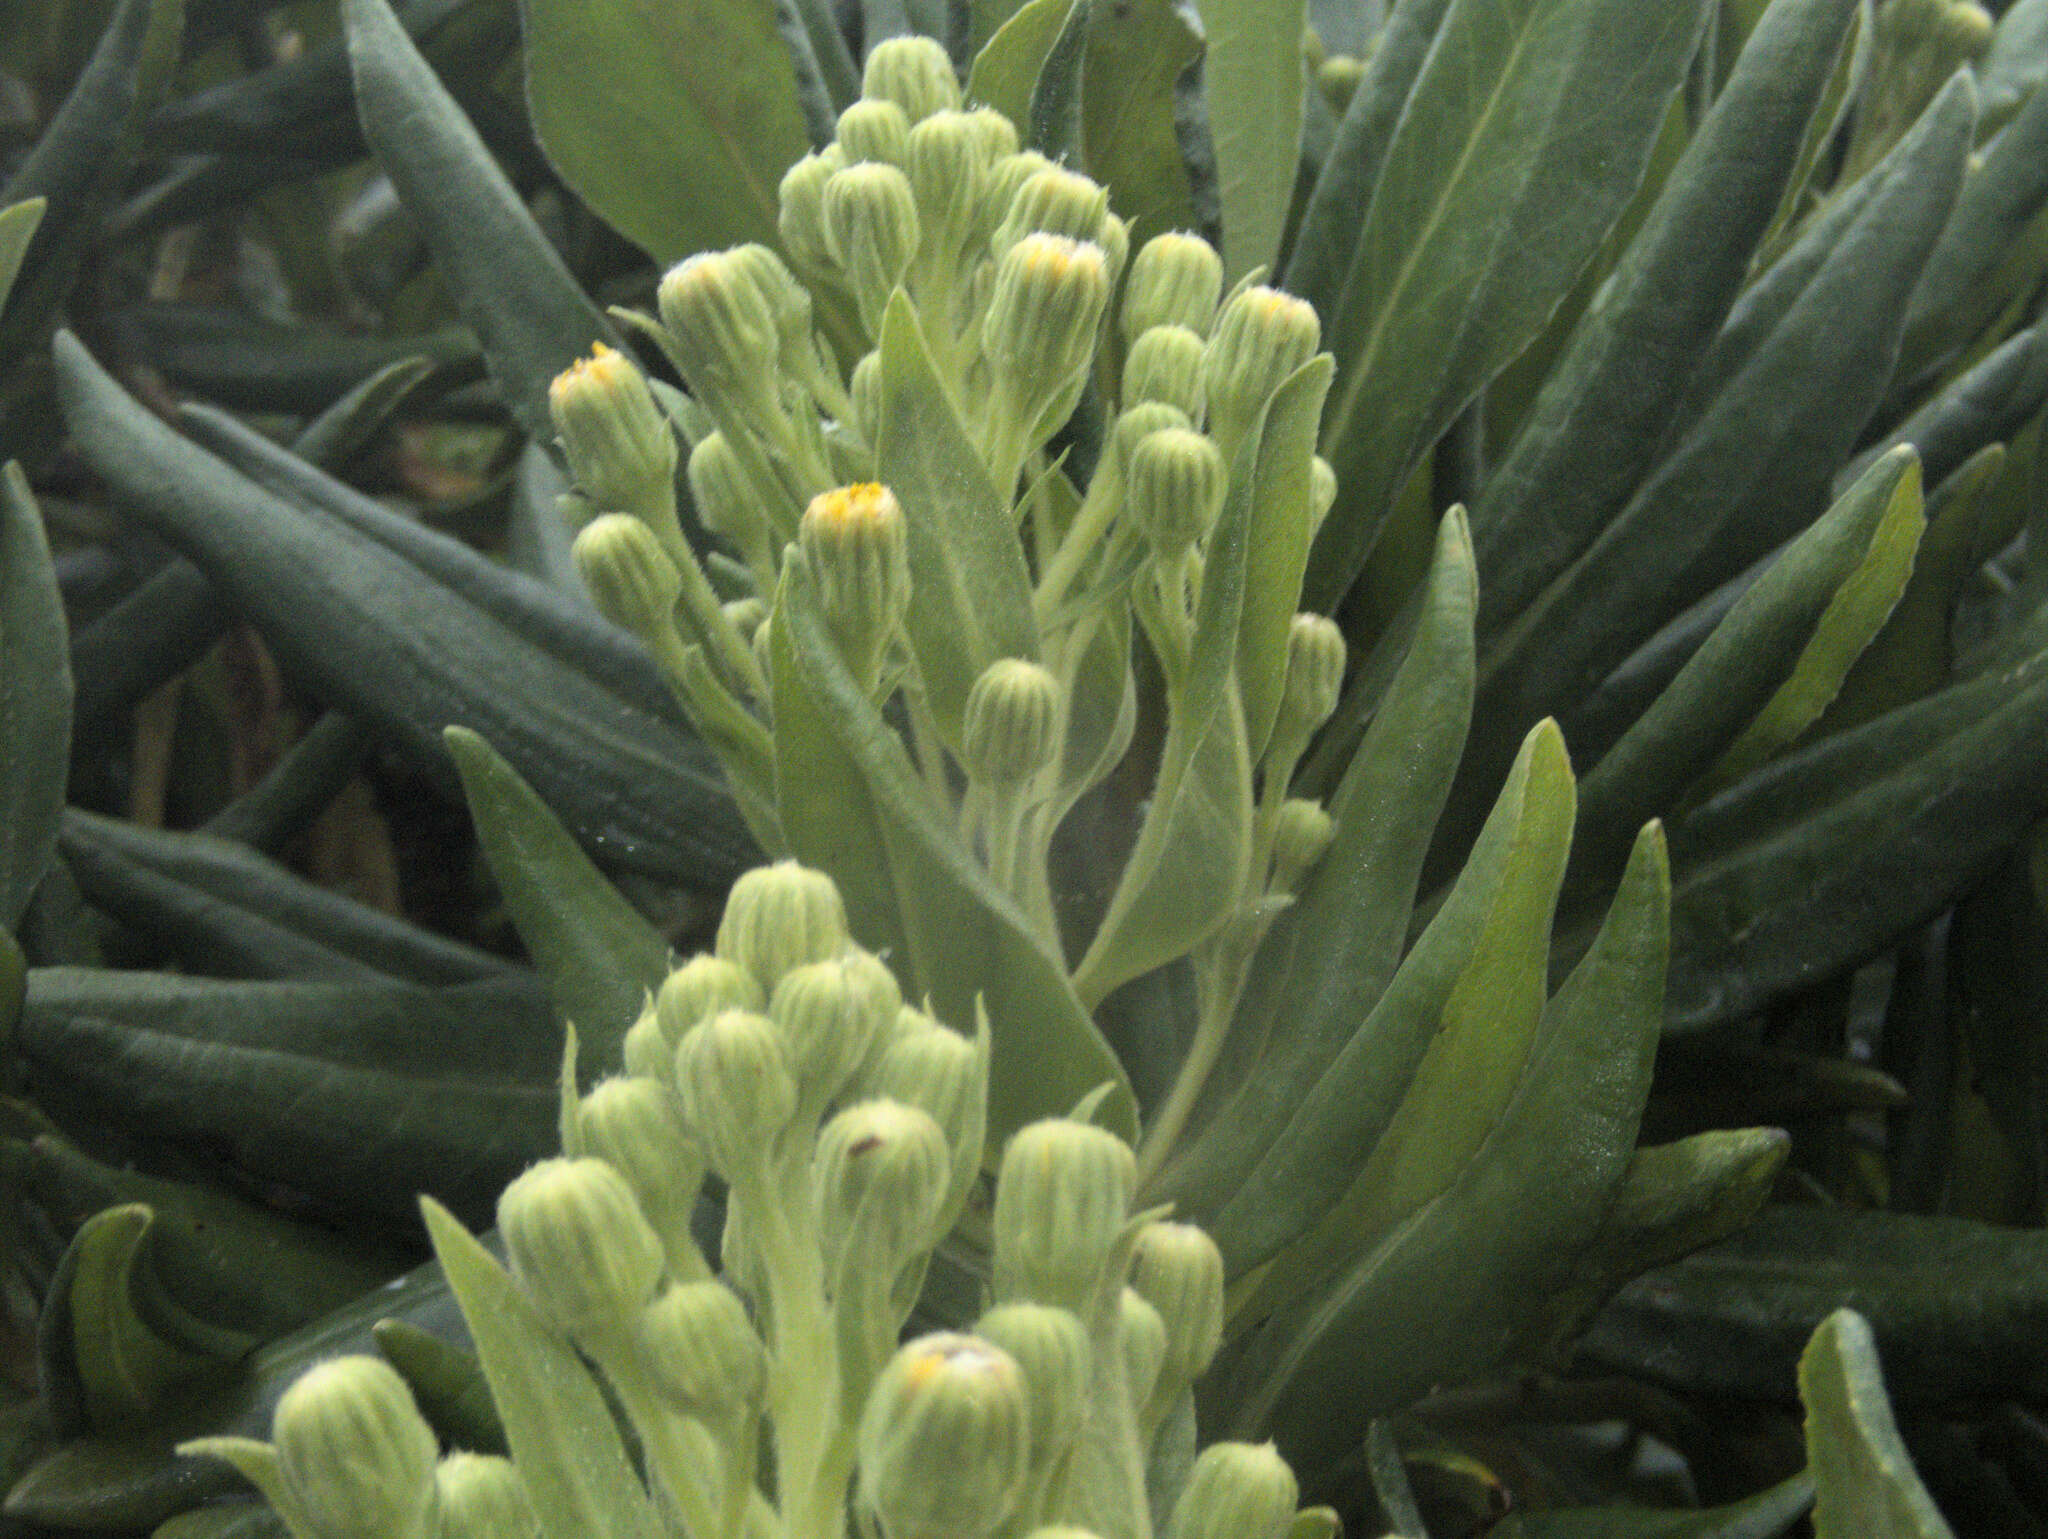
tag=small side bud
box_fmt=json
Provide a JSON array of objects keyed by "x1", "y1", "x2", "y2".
[
  {"x1": 848, "y1": 350, "x2": 885, "y2": 445},
  {"x1": 573, "y1": 513, "x2": 682, "y2": 640},
  {"x1": 658, "y1": 954, "x2": 767, "y2": 1049},
  {"x1": 273, "y1": 1357, "x2": 439, "y2": 1539},
  {"x1": 863, "y1": 35, "x2": 962, "y2": 123},
  {"x1": 962, "y1": 107, "x2": 1020, "y2": 164},
  {"x1": 1204, "y1": 286, "x2": 1321, "y2": 458},
  {"x1": 688, "y1": 432, "x2": 772, "y2": 563},
  {"x1": 726, "y1": 243, "x2": 822, "y2": 381},
  {"x1": 574, "y1": 1076, "x2": 706, "y2": 1262},
  {"x1": 1121, "y1": 232, "x2": 1223, "y2": 343},
  {"x1": 657, "y1": 251, "x2": 784, "y2": 416},
  {"x1": 717, "y1": 861, "x2": 851, "y2": 990},
  {"x1": 1110, "y1": 401, "x2": 1195, "y2": 469},
  {"x1": 824, "y1": 162, "x2": 922, "y2": 333},
  {"x1": 991, "y1": 1118, "x2": 1136, "y2": 1310},
  {"x1": 907, "y1": 111, "x2": 988, "y2": 270},
  {"x1": 548, "y1": 344, "x2": 678, "y2": 531},
  {"x1": 1308, "y1": 455, "x2": 1337, "y2": 535},
  {"x1": 1316, "y1": 54, "x2": 1365, "y2": 112},
  {"x1": 813, "y1": 1098, "x2": 951, "y2": 1277},
  {"x1": 638, "y1": 1280, "x2": 767, "y2": 1427},
  {"x1": 1166, "y1": 1443, "x2": 1300, "y2": 1539},
  {"x1": 993, "y1": 166, "x2": 1111, "y2": 263},
  {"x1": 1121, "y1": 324, "x2": 1207, "y2": 419},
  {"x1": 980, "y1": 150, "x2": 1056, "y2": 239},
  {"x1": 435, "y1": 1454, "x2": 537, "y2": 1539},
  {"x1": 780, "y1": 147, "x2": 848, "y2": 272},
  {"x1": 982, "y1": 235, "x2": 1110, "y2": 435},
  {"x1": 837, "y1": 97, "x2": 910, "y2": 167},
  {"x1": 961, "y1": 658, "x2": 1062, "y2": 788},
  {"x1": 771, "y1": 949, "x2": 904, "y2": 1108},
  {"x1": 676, "y1": 1009, "x2": 800, "y2": 1180},
  {"x1": 1269, "y1": 799, "x2": 1336, "y2": 893},
  {"x1": 498, "y1": 1157, "x2": 666, "y2": 1338},
  {"x1": 858, "y1": 1335, "x2": 1031, "y2": 1539},
  {"x1": 868, "y1": 1019, "x2": 987, "y2": 1213},
  {"x1": 972, "y1": 1304, "x2": 1091, "y2": 1475},
  {"x1": 1123, "y1": 427, "x2": 1227, "y2": 556},
  {"x1": 800, "y1": 482, "x2": 914, "y2": 687},
  {"x1": 1273, "y1": 614, "x2": 1346, "y2": 748},
  {"x1": 1117, "y1": 1286, "x2": 1169, "y2": 1410},
  {"x1": 1128, "y1": 1221, "x2": 1225, "y2": 1389},
  {"x1": 623, "y1": 996, "x2": 674, "y2": 1084}
]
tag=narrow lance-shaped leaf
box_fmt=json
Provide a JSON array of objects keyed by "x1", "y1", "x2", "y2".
[
  {"x1": 1079, "y1": 0, "x2": 1201, "y2": 243},
  {"x1": 0, "y1": 198, "x2": 45, "y2": 313},
  {"x1": 1196, "y1": 0, "x2": 1307, "y2": 284},
  {"x1": 1802, "y1": 1310, "x2": 1957, "y2": 1539},
  {"x1": 967, "y1": 0, "x2": 1080, "y2": 133},
  {"x1": 1238, "y1": 356, "x2": 1333, "y2": 760},
  {"x1": 0, "y1": 464, "x2": 73, "y2": 929}
]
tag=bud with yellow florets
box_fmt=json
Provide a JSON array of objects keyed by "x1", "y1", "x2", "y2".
[
  {"x1": 857, "y1": 1334, "x2": 1032, "y2": 1539},
  {"x1": 271, "y1": 1356, "x2": 440, "y2": 1539},
  {"x1": 991, "y1": 1117, "x2": 1136, "y2": 1312},
  {"x1": 547, "y1": 343, "x2": 680, "y2": 543},
  {"x1": 1121, "y1": 232, "x2": 1224, "y2": 343},
  {"x1": 771, "y1": 948, "x2": 903, "y2": 1112},
  {"x1": 1122, "y1": 324, "x2": 1208, "y2": 420},
  {"x1": 498, "y1": 1157, "x2": 666, "y2": 1340},
  {"x1": 1204, "y1": 285, "x2": 1321, "y2": 462},
  {"x1": 716, "y1": 860, "x2": 850, "y2": 991},
  {"x1": 1165, "y1": 1443, "x2": 1300, "y2": 1539},
  {"x1": 982, "y1": 235, "x2": 1110, "y2": 460},
  {"x1": 675, "y1": 1009, "x2": 800, "y2": 1183},
  {"x1": 435, "y1": 1453, "x2": 537, "y2": 1539},
  {"x1": 800, "y1": 482, "x2": 913, "y2": 691},
  {"x1": 824, "y1": 161, "x2": 922, "y2": 335},
  {"x1": 962, "y1": 657, "x2": 1062, "y2": 789},
  {"x1": 862, "y1": 35, "x2": 962, "y2": 124},
  {"x1": 1124, "y1": 426, "x2": 1228, "y2": 558},
  {"x1": 572, "y1": 513, "x2": 682, "y2": 644}
]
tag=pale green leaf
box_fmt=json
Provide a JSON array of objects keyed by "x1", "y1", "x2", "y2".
[
  {"x1": 966, "y1": 0, "x2": 1077, "y2": 131},
  {"x1": 0, "y1": 197, "x2": 44, "y2": 314},
  {"x1": 1801, "y1": 1310, "x2": 1956, "y2": 1539},
  {"x1": 1196, "y1": 0, "x2": 1307, "y2": 283}
]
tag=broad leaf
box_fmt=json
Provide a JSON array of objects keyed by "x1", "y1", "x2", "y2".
[{"x1": 1195, "y1": 0, "x2": 1307, "y2": 283}]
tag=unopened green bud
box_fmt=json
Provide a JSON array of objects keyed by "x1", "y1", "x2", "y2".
[
  {"x1": 824, "y1": 162, "x2": 922, "y2": 331},
  {"x1": 1124, "y1": 426, "x2": 1227, "y2": 556},
  {"x1": 991, "y1": 1118, "x2": 1136, "y2": 1309},
  {"x1": 1121, "y1": 232, "x2": 1223, "y2": 343},
  {"x1": 781, "y1": 146, "x2": 848, "y2": 272},
  {"x1": 623, "y1": 996, "x2": 673, "y2": 1084},
  {"x1": 1100, "y1": 214, "x2": 1130, "y2": 289},
  {"x1": 658, "y1": 250, "x2": 784, "y2": 412},
  {"x1": 863, "y1": 35, "x2": 962, "y2": 123},
  {"x1": 972, "y1": 1304, "x2": 1090, "y2": 1472},
  {"x1": 981, "y1": 150, "x2": 1056, "y2": 239},
  {"x1": 838, "y1": 97, "x2": 910, "y2": 167},
  {"x1": 848, "y1": 350, "x2": 885, "y2": 444},
  {"x1": 1309, "y1": 455, "x2": 1337, "y2": 535},
  {"x1": 1204, "y1": 286, "x2": 1321, "y2": 456},
  {"x1": 724, "y1": 595, "x2": 768, "y2": 644},
  {"x1": 273, "y1": 1357, "x2": 439, "y2": 1539},
  {"x1": 1122, "y1": 324, "x2": 1207, "y2": 419},
  {"x1": 907, "y1": 111, "x2": 988, "y2": 269},
  {"x1": 1275, "y1": 613, "x2": 1346, "y2": 746},
  {"x1": 814, "y1": 1097, "x2": 951, "y2": 1276},
  {"x1": 573, "y1": 512, "x2": 682, "y2": 639},
  {"x1": 717, "y1": 861, "x2": 850, "y2": 989},
  {"x1": 801, "y1": 482, "x2": 913, "y2": 684},
  {"x1": 1110, "y1": 401, "x2": 1194, "y2": 469},
  {"x1": 676, "y1": 1009, "x2": 800, "y2": 1179},
  {"x1": 688, "y1": 432, "x2": 771, "y2": 560},
  {"x1": 727, "y1": 243, "x2": 821, "y2": 380},
  {"x1": 1129, "y1": 1221, "x2": 1224, "y2": 1388},
  {"x1": 575, "y1": 1075, "x2": 706, "y2": 1257},
  {"x1": 498, "y1": 1157, "x2": 665, "y2": 1337},
  {"x1": 771, "y1": 949, "x2": 903, "y2": 1107},
  {"x1": 639, "y1": 1280, "x2": 767, "y2": 1425},
  {"x1": 982, "y1": 235, "x2": 1110, "y2": 430},
  {"x1": 658, "y1": 953, "x2": 767, "y2": 1049},
  {"x1": 962, "y1": 658, "x2": 1062, "y2": 787},
  {"x1": 962, "y1": 107, "x2": 1020, "y2": 164},
  {"x1": 993, "y1": 166, "x2": 1111, "y2": 263},
  {"x1": 435, "y1": 1454, "x2": 537, "y2": 1539},
  {"x1": 548, "y1": 344, "x2": 678, "y2": 527},
  {"x1": 1117, "y1": 1286, "x2": 1169, "y2": 1409},
  {"x1": 1269, "y1": 799, "x2": 1335, "y2": 892},
  {"x1": 868, "y1": 1019, "x2": 986, "y2": 1209},
  {"x1": 858, "y1": 1335, "x2": 1031, "y2": 1539},
  {"x1": 1166, "y1": 1443, "x2": 1299, "y2": 1539},
  {"x1": 1316, "y1": 53, "x2": 1365, "y2": 112}
]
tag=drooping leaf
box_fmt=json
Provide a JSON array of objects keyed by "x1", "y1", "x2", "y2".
[
  {"x1": 1801, "y1": 1310, "x2": 1957, "y2": 1539},
  {"x1": 0, "y1": 463, "x2": 71, "y2": 929},
  {"x1": 517, "y1": 0, "x2": 809, "y2": 263},
  {"x1": 1195, "y1": 0, "x2": 1307, "y2": 284},
  {"x1": 341, "y1": 0, "x2": 622, "y2": 445}
]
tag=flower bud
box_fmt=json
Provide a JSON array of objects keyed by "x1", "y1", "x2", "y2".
[
  {"x1": 727, "y1": 242, "x2": 821, "y2": 380},
  {"x1": 548, "y1": 344, "x2": 678, "y2": 528},
  {"x1": 1204, "y1": 286, "x2": 1321, "y2": 458},
  {"x1": 688, "y1": 432, "x2": 772, "y2": 561},
  {"x1": 1309, "y1": 454, "x2": 1337, "y2": 535},
  {"x1": 659, "y1": 953, "x2": 767, "y2": 1049},
  {"x1": 801, "y1": 482, "x2": 913, "y2": 685},
  {"x1": 961, "y1": 658, "x2": 1061, "y2": 787},
  {"x1": 1117, "y1": 1286, "x2": 1169, "y2": 1409},
  {"x1": 658, "y1": 250, "x2": 784, "y2": 414},
  {"x1": 858, "y1": 1335, "x2": 1031, "y2": 1539},
  {"x1": 724, "y1": 595, "x2": 768, "y2": 644},
  {"x1": 992, "y1": 166, "x2": 1111, "y2": 263},
  {"x1": 1274, "y1": 613, "x2": 1346, "y2": 748},
  {"x1": 1317, "y1": 53, "x2": 1365, "y2": 112},
  {"x1": 1124, "y1": 427, "x2": 1227, "y2": 556},
  {"x1": 868, "y1": 1019, "x2": 987, "y2": 1210},
  {"x1": 981, "y1": 150, "x2": 1056, "y2": 240},
  {"x1": 838, "y1": 97, "x2": 911, "y2": 167},
  {"x1": 499, "y1": 1157, "x2": 666, "y2": 1338},
  {"x1": 676, "y1": 1010, "x2": 800, "y2": 1180},
  {"x1": 771, "y1": 949, "x2": 903, "y2": 1107},
  {"x1": 273, "y1": 1357, "x2": 439, "y2": 1539},
  {"x1": 982, "y1": 235, "x2": 1110, "y2": 432},
  {"x1": 1122, "y1": 324, "x2": 1207, "y2": 419},
  {"x1": 1269, "y1": 799, "x2": 1336, "y2": 892},
  {"x1": 573, "y1": 513, "x2": 682, "y2": 640},
  {"x1": 814, "y1": 1097, "x2": 951, "y2": 1276},
  {"x1": 972, "y1": 1304, "x2": 1090, "y2": 1473},
  {"x1": 962, "y1": 107, "x2": 1020, "y2": 164},
  {"x1": 1110, "y1": 400, "x2": 1194, "y2": 467},
  {"x1": 1099, "y1": 214, "x2": 1130, "y2": 290},
  {"x1": 1121, "y1": 232, "x2": 1223, "y2": 343},
  {"x1": 1128, "y1": 1222, "x2": 1224, "y2": 1389},
  {"x1": 863, "y1": 35, "x2": 962, "y2": 124},
  {"x1": 824, "y1": 162, "x2": 922, "y2": 332},
  {"x1": 907, "y1": 111, "x2": 988, "y2": 270},
  {"x1": 435, "y1": 1453, "x2": 537, "y2": 1539},
  {"x1": 638, "y1": 1280, "x2": 767, "y2": 1425},
  {"x1": 848, "y1": 350, "x2": 885, "y2": 444},
  {"x1": 991, "y1": 1118, "x2": 1135, "y2": 1309},
  {"x1": 781, "y1": 146, "x2": 848, "y2": 271},
  {"x1": 623, "y1": 997, "x2": 674, "y2": 1085},
  {"x1": 717, "y1": 861, "x2": 851, "y2": 990},
  {"x1": 1166, "y1": 1443, "x2": 1299, "y2": 1539},
  {"x1": 575, "y1": 1075, "x2": 706, "y2": 1256}
]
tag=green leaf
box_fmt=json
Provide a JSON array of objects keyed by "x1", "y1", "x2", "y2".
[
  {"x1": 1977, "y1": 0, "x2": 2048, "y2": 130},
  {"x1": 1468, "y1": 0, "x2": 1862, "y2": 633},
  {"x1": 9, "y1": 1437, "x2": 244, "y2": 1531},
  {"x1": 154, "y1": 1501, "x2": 291, "y2": 1538},
  {"x1": 1195, "y1": 0, "x2": 1306, "y2": 283},
  {"x1": 518, "y1": 0, "x2": 809, "y2": 263},
  {"x1": 876, "y1": 293, "x2": 1041, "y2": 744},
  {"x1": 777, "y1": 564, "x2": 1138, "y2": 1141},
  {"x1": 1801, "y1": 1310, "x2": 1956, "y2": 1539},
  {"x1": 372, "y1": 1319, "x2": 507, "y2": 1453},
  {"x1": 0, "y1": 463, "x2": 71, "y2": 930},
  {"x1": 0, "y1": 196, "x2": 44, "y2": 313},
  {"x1": 1238, "y1": 355, "x2": 1333, "y2": 759},
  {"x1": 1488, "y1": 1473, "x2": 1814, "y2": 1539},
  {"x1": 966, "y1": 0, "x2": 1077, "y2": 133},
  {"x1": 1080, "y1": 0, "x2": 1201, "y2": 243},
  {"x1": 1025, "y1": 0, "x2": 1088, "y2": 161},
  {"x1": 1159, "y1": 508, "x2": 1474, "y2": 1219},
  {"x1": 1306, "y1": 0, "x2": 1712, "y2": 611},
  {"x1": 446, "y1": 726, "x2": 672, "y2": 1063},
  {"x1": 422, "y1": 1199, "x2": 667, "y2": 1539},
  {"x1": 341, "y1": 0, "x2": 622, "y2": 445},
  {"x1": 291, "y1": 354, "x2": 437, "y2": 471},
  {"x1": 1863, "y1": 324, "x2": 2048, "y2": 496}
]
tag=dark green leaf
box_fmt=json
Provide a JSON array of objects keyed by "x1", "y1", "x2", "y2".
[
  {"x1": 3, "y1": 1436, "x2": 239, "y2": 1530},
  {"x1": 0, "y1": 463, "x2": 71, "y2": 929},
  {"x1": 373, "y1": 1318, "x2": 506, "y2": 1453},
  {"x1": 1489, "y1": 1473, "x2": 1814, "y2": 1539},
  {"x1": 1801, "y1": 1310, "x2": 1957, "y2": 1539},
  {"x1": 1196, "y1": 0, "x2": 1307, "y2": 283},
  {"x1": 1080, "y1": 0, "x2": 1200, "y2": 244}
]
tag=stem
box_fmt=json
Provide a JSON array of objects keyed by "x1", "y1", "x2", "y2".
[
  {"x1": 1034, "y1": 469, "x2": 1122, "y2": 623},
  {"x1": 1134, "y1": 935, "x2": 1255, "y2": 1190},
  {"x1": 588, "y1": 1334, "x2": 727, "y2": 1539}
]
